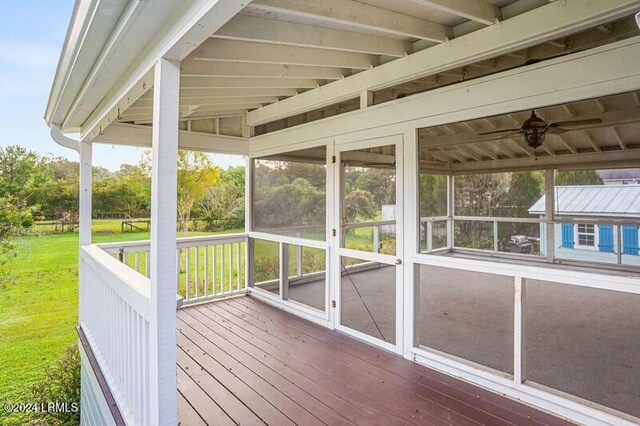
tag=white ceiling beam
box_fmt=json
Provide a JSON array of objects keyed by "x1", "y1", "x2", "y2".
[
  {"x1": 248, "y1": 0, "x2": 452, "y2": 42},
  {"x1": 189, "y1": 39, "x2": 378, "y2": 70},
  {"x1": 94, "y1": 123, "x2": 248, "y2": 155},
  {"x1": 130, "y1": 96, "x2": 280, "y2": 109},
  {"x1": 181, "y1": 60, "x2": 345, "y2": 79},
  {"x1": 407, "y1": 0, "x2": 500, "y2": 26},
  {"x1": 140, "y1": 87, "x2": 299, "y2": 99},
  {"x1": 214, "y1": 14, "x2": 411, "y2": 57},
  {"x1": 180, "y1": 77, "x2": 320, "y2": 89},
  {"x1": 247, "y1": 0, "x2": 640, "y2": 126}
]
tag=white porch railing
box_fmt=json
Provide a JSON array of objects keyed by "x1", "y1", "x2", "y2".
[
  {"x1": 78, "y1": 233, "x2": 249, "y2": 424},
  {"x1": 79, "y1": 245, "x2": 151, "y2": 425},
  {"x1": 98, "y1": 234, "x2": 248, "y2": 306}
]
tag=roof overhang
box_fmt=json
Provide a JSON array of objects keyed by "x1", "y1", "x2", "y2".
[{"x1": 46, "y1": 0, "x2": 640, "y2": 150}]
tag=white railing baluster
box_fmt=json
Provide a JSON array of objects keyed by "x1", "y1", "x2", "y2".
[
  {"x1": 195, "y1": 246, "x2": 200, "y2": 299},
  {"x1": 221, "y1": 244, "x2": 226, "y2": 294},
  {"x1": 204, "y1": 245, "x2": 209, "y2": 297},
  {"x1": 236, "y1": 242, "x2": 241, "y2": 291},
  {"x1": 185, "y1": 247, "x2": 191, "y2": 301},
  {"x1": 213, "y1": 245, "x2": 218, "y2": 296},
  {"x1": 229, "y1": 243, "x2": 234, "y2": 293}
]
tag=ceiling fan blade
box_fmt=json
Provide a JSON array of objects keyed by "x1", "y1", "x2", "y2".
[
  {"x1": 547, "y1": 127, "x2": 568, "y2": 135},
  {"x1": 549, "y1": 118, "x2": 602, "y2": 127},
  {"x1": 477, "y1": 128, "x2": 521, "y2": 136}
]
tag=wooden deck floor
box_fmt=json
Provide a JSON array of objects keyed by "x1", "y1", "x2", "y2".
[{"x1": 177, "y1": 296, "x2": 572, "y2": 426}]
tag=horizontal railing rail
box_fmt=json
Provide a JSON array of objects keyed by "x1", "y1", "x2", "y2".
[
  {"x1": 98, "y1": 234, "x2": 249, "y2": 306},
  {"x1": 79, "y1": 246, "x2": 151, "y2": 425}
]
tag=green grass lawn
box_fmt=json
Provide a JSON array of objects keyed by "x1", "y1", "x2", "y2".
[{"x1": 0, "y1": 220, "x2": 242, "y2": 425}]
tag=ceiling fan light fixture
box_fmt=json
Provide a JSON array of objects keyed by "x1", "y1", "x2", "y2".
[{"x1": 522, "y1": 110, "x2": 547, "y2": 149}]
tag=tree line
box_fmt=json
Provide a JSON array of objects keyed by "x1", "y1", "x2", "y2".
[{"x1": 0, "y1": 145, "x2": 245, "y2": 231}]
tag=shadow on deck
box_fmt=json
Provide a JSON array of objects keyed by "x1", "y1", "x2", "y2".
[{"x1": 176, "y1": 296, "x2": 570, "y2": 426}]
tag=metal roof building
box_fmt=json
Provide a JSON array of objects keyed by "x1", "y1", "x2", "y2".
[{"x1": 529, "y1": 185, "x2": 640, "y2": 218}]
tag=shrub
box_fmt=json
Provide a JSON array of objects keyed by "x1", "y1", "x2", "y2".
[{"x1": 31, "y1": 345, "x2": 81, "y2": 425}]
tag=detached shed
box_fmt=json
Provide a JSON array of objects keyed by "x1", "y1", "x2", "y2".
[{"x1": 529, "y1": 185, "x2": 640, "y2": 265}]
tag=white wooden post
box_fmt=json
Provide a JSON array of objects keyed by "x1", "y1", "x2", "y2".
[
  {"x1": 514, "y1": 276, "x2": 526, "y2": 384},
  {"x1": 79, "y1": 141, "x2": 92, "y2": 246},
  {"x1": 296, "y1": 232, "x2": 303, "y2": 277},
  {"x1": 149, "y1": 57, "x2": 179, "y2": 426},
  {"x1": 78, "y1": 140, "x2": 92, "y2": 326},
  {"x1": 426, "y1": 220, "x2": 433, "y2": 252},
  {"x1": 493, "y1": 220, "x2": 499, "y2": 252},
  {"x1": 245, "y1": 157, "x2": 254, "y2": 288},
  {"x1": 545, "y1": 170, "x2": 555, "y2": 262},
  {"x1": 446, "y1": 175, "x2": 454, "y2": 248},
  {"x1": 373, "y1": 225, "x2": 380, "y2": 253},
  {"x1": 280, "y1": 242, "x2": 289, "y2": 300}
]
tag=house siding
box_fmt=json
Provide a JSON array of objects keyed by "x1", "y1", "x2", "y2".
[
  {"x1": 79, "y1": 343, "x2": 116, "y2": 426},
  {"x1": 540, "y1": 222, "x2": 640, "y2": 266}
]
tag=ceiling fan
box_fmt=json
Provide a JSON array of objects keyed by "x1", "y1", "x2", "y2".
[{"x1": 476, "y1": 110, "x2": 602, "y2": 150}]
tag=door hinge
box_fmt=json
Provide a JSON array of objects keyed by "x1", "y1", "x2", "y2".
[
  {"x1": 331, "y1": 300, "x2": 336, "y2": 308},
  {"x1": 332, "y1": 228, "x2": 336, "y2": 237},
  {"x1": 331, "y1": 155, "x2": 336, "y2": 164}
]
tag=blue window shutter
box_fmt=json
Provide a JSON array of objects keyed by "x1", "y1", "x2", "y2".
[
  {"x1": 598, "y1": 225, "x2": 613, "y2": 253},
  {"x1": 622, "y1": 226, "x2": 639, "y2": 255},
  {"x1": 561, "y1": 223, "x2": 574, "y2": 248}
]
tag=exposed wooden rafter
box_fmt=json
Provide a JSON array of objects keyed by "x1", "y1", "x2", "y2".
[
  {"x1": 406, "y1": 0, "x2": 500, "y2": 26},
  {"x1": 248, "y1": 0, "x2": 452, "y2": 42},
  {"x1": 215, "y1": 14, "x2": 411, "y2": 57},
  {"x1": 189, "y1": 39, "x2": 378, "y2": 70},
  {"x1": 180, "y1": 60, "x2": 345, "y2": 80}
]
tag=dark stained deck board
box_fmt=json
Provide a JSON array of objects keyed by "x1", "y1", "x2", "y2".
[
  {"x1": 211, "y1": 299, "x2": 479, "y2": 426},
  {"x1": 178, "y1": 296, "x2": 573, "y2": 426},
  {"x1": 231, "y1": 296, "x2": 567, "y2": 426},
  {"x1": 181, "y1": 307, "x2": 413, "y2": 425},
  {"x1": 176, "y1": 365, "x2": 235, "y2": 426},
  {"x1": 178, "y1": 315, "x2": 349, "y2": 426}
]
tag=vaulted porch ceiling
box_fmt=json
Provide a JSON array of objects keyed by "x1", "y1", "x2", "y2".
[{"x1": 113, "y1": 0, "x2": 640, "y2": 130}]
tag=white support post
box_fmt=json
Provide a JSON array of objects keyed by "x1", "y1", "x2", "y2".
[
  {"x1": 446, "y1": 175, "x2": 454, "y2": 249},
  {"x1": 79, "y1": 141, "x2": 92, "y2": 246},
  {"x1": 296, "y1": 232, "x2": 303, "y2": 277},
  {"x1": 514, "y1": 276, "x2": 526, "y2": 384},
  {"x1": 426, "y1": 221, "x2": 433, "y2": 252},
  {"x1": 373, "y1": 226, "x2": 380, "y2": 253},
  {"x1": 280, "y1": 242, "x2": 289, "y2": 300},
  {"x1": 545, "y1": 170, "x2": 555, "y2": 263},
  {"x1": 78, "y1": 140, "x2": 92, "y2": 326},
  {"x1": 245, "y1": 156, "x2": 254, "y2": 288},
  {"x1": 149, "y1": 57, "x2": 179, "y2": 426},
  {"x1": 493, "y1": 220, "x2": 499, "y2": 252}
]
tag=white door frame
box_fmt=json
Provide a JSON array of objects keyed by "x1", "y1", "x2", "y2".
[{"x1": 331, "y1": 134, "x2": 404, "y2": 354}]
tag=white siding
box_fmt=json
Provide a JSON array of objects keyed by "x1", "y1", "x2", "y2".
[{"x1": 79, "y1": 342, "x2": 116, "y2": 426}]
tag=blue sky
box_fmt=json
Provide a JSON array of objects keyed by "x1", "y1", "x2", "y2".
[{"x1": 0, "y1": 1, "x2": 243, "y2": 171}]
